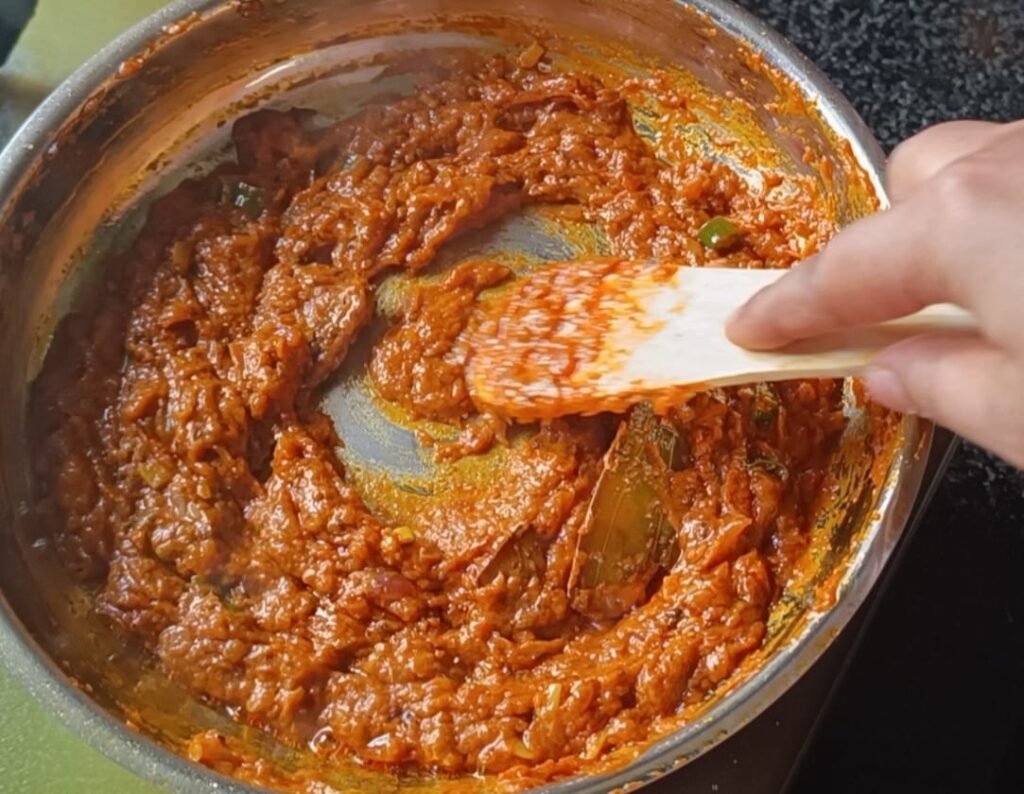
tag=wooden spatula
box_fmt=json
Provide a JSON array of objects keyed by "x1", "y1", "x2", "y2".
[{"x1": 466, "y1": 258, "x2": 976, "y2": 420}]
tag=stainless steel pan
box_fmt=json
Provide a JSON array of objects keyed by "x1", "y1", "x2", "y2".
[{"x1": 0, "y1": 1, "x2": 930, "y2": 791}]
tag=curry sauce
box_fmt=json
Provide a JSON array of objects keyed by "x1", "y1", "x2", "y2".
[{"x1": 33, "y1": 45, "x2": 851, "y2": 790}]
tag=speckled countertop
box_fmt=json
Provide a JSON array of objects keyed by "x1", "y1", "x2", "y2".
[
  {"x1": 2, "y1": 1, "x2": 1023, "y2": 793},
  {"x1": 738, "y1": 1, "x2": 1024, "y2": 792}
]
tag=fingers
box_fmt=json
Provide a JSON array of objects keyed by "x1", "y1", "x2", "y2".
[
  {"x1": 723, "y1": 119, "x2": 1024, "y2": 467},
  {"x1": 727, "y1": 121, "x2": 1024, "y2": 353},
  {"x1": 865, "y1": 331, "x2": 1024, "y2": 468},
  {"x1": 725, "y1": 204, "x2": 953, "y2": 350},
  {"x1": 887, "y1": 120, "x2": 1003, "y2": 202}
]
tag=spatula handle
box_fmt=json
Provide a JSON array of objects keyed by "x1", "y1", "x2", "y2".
[
  {"x1": 714, "y1": 302, "x2": 979, "y2": 385},
  {"x1": 611, "y1": 266, "x2": 981, "y2": 392}
]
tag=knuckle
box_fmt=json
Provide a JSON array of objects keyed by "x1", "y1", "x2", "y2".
[
  {"x1": 894, "y1": 352, "x2": 933, "y2": 401},
  {"x1": 888, "y1": 121, "x2": 987, "y2": 196},
  {"x1": 887, "y1": 135, "x2": 927, "y2": 187},
  {"x1": 932, "y1": 160, "x2": 995, "y2": 212},
  {"x1": 807, "y1": 229, "x2": 865, "y2": 305},
  {"x1": 798, "y1": 251, "x2": 840, "y2": 308},
  {"x1": 805, "y1": 255, "x2": 841, "y2": 308},
  {"x1": 889, "y1": 121, "x2": 947, "y2": 160}
]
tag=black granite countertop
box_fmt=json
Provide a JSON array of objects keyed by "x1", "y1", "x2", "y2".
[{"x1": 732, "y1": 1, "x2": 1024, "y2": 792}]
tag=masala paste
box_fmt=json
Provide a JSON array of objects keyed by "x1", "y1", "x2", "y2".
[{"x1": 33, "y1": 48, "x2": 847, "y2": 788}]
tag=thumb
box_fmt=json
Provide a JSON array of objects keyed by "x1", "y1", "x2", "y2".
[{"x1": 864, "y1": 332, "x2": 1024, "y2": 468}]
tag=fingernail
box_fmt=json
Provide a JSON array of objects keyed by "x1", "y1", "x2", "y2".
[
  {"x1": 725, "y1": 305, "x2": 757, "y2": 348},
  {"x1": 864, "y1": 365, "x2": 915, "y2": 413},
  {"x1": 725, "y1": 292, "x2": 759, "y2": 334},
  {"x1": 725, "y1": 303, "x2": 748, "y2": 328}
]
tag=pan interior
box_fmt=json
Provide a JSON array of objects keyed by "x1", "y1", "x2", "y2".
[{"x1": 0, "y1": 5, "x2": 901, "y2": 793}]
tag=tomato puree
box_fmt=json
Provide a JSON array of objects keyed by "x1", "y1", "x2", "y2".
[{"x1": 33, "y1": 45, "x2": 850, "y2": 790}]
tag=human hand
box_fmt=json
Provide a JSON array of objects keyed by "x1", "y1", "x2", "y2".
[{"x1": 726, "y1": 120, "x2": 1024, "y2": 468}]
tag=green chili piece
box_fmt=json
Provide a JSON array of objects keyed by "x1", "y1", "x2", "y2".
[
  {"x1": 698, "y1": 216, "x2": 742, "y2": 251},
  {"x1": 231, "y1": 181, "x2": 265, "y2": 219},
  {"x1": 752, "y1": 383, "x2": 780, "y2": 428}
]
